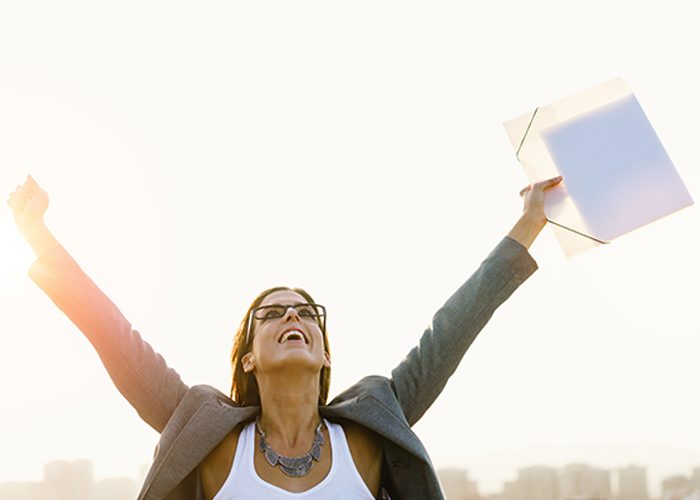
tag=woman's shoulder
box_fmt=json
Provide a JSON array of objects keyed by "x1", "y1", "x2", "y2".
[{"x1": 337, "y1": 419, "x2": 382, "y2": 447}]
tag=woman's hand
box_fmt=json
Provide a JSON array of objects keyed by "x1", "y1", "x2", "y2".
[
  {"x1": 7, "y1": 175, "x2": 58, "y2": 258},
  {"x1": 518, "y1": 175, "x2": 563, "y2": 227},
  {"x1": 7, "y1": 175, "x2": 49, "y2": 234},
  {"x1": 508, "y1": 174, "x2": 564, "y2": 250}
]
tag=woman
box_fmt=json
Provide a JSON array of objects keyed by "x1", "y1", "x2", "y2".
[{"x1": 7, "y1": 174, "x2": 562, "y2": 499}]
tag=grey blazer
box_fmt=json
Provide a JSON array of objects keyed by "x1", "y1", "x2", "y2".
[{"x1": 29, "y1": 236, "x2": 537, "y2": 500}]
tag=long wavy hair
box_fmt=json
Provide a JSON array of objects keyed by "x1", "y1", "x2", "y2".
[{"x1": 229, "y1": 286, "x2": 331, "y2": 406}]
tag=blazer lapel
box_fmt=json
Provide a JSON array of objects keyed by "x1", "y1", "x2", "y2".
[
  {"x1": 140, "y1": 391, "x2": 428, "y2": 499},
  {"x1": 320, "y1": 394, "x2": 429, "y2": 461},
  {"x1": 141, "y1": 401, "x2": 259, "y2": 500}
]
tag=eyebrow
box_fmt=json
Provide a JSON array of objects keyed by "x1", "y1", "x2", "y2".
[{"x1": 257, "y1": 302, "x2": 310, "y2": 308}]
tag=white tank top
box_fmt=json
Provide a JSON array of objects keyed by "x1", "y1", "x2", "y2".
[{"x1": 212, "y1": 418, "x2": 376, "y2": 499}]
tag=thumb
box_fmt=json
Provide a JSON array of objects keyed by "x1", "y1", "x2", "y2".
[{"x1": 519, "y1": 185, "x2": 532, "y2": 197}]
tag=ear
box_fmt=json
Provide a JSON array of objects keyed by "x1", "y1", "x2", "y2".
[
  {"x1": 242, "y1": 352, "x2": 256, "y2": 373},
  {"x1": 323, "y1": 351, "x2": 331, "y2": 369}
]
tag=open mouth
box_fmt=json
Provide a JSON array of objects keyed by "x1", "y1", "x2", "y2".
[{"x1": 278, "y1": 328, "x2": 308, "y2": 344}]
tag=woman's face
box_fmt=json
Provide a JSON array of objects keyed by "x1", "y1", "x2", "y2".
[{"x1": 242, "y1": 290, "x2": 330, "y2": 376}]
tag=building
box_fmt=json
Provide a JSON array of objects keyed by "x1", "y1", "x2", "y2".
[
  {"x1": 690, "y1": 468, "x2": 700, "y2": 491},
  {"x1": 662, "y1": 475, "x2": 691, "y2": 500},
  {"x1": 0, "y1": 482, "x2": 45, "y2": 500},
  {"x1": 0, "y1": 462, "x2": 139, "y2": 500},
  {"x1": 438, "y1": 467, "x2": 480, "y2": 500},
  {"x1": 44, "y1": 459, "x2": 94, "y2": 500},
  {"x1": 617, "y1": 465, "x2": 648, "y2": 500},
  {"x1": 94, "y1": 477, "x2": 138, "y2": 500},
  {"x1": 559, "y1": 463, "x2": 611, "y2": 500},
  {"x1": 505, "y1": 466, "x2": 559, "y2": 500}
]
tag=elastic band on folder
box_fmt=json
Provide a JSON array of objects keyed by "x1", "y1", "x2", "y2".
[
  {"x1": 517, "y1": 107, "x2": 610, "y2": 245},
  {"x1": 545, "y1": 218, "x2": 609, "y2": 244},
  {"x1": 515, "y1": 107, "x2": 539, "y2": 161}
]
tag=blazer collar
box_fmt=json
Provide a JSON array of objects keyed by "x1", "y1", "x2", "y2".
[
  {"x1": 142, "y1": 394, "x2": 428, "y2": 499},
  {"x1": 142, "y1": 400, "x2": 259, "y2": 500}
]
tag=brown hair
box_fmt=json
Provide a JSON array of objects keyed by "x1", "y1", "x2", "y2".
[{"x1": 229, "y1": 286, "x2": 331, "y2": 406}]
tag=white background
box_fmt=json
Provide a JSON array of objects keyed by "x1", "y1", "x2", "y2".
[{"x1": 1, "y1": 1, "x2": 698, "y2": 496}]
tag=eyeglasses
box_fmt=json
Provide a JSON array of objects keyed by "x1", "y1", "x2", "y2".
[{"x1": 245, "y1": 303, "x2": 326, "y2": 343}]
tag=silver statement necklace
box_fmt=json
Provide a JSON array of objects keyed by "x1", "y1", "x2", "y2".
[{"x1": 255, "y1": 417, "x2": 325, "y2": 477}]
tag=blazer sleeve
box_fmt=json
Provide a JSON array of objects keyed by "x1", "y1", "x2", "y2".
[
  {"x1": 390, "y1": 236, "x2": 538, "y2": 427},
  {"x1": 28, "y1": 244, "x2": 188, "y2": 433}
]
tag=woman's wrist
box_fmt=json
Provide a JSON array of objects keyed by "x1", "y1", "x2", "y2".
[
  {"x1": 21, "y1": 220, "x2": 60, "y2": 259},
  {"x1": 507, "y1": 212, "x2": 546, "y2": 250},
  {"x1": 522, "y1": 209, "x2": 547, "y2": 228}
]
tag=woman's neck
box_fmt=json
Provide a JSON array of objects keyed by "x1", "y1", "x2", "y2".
[{"x1": 256, "y1": 372, "x2": 322, "y2": 452}]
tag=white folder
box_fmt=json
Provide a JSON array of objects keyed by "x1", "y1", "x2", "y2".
[{"x1": 504, "y1": 78, "x2": 694, "y2": 256}]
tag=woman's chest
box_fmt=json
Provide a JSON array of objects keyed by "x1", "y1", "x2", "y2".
[{"x1": 200, "y1": 420, "x2": 383, "y2": 499}]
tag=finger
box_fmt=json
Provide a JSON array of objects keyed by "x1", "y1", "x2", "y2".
[
  {"x1": 8, "y1": 191, "x2": 25, "y2": 210},
  {"x1": 519, "y1": 185, "x2": 532, "y2": 197},
  {"x1": 543, "y1": 175, "x2": 563, "y2": 187},
  {"x1": 20, "y1": 181, "x2": 36, "y2": 201},
  {"x1": 534, "y1": 175, "x2": 563, "y2": 191},
  {"x1": 7, "y1": 191, "x2": 17, "y2": 208},
  {"x1": 13, "y1": 183, "x2": 28, "y2": 201},
  {"x1": 15, "y1": 192, "x2": 28, "y2": 209},
  {"x1": 26, "y1": 175, "x2": 40, "y2": 195}
]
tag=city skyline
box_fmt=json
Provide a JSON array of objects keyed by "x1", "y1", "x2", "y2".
[
  {"x1": 3, "y1": 456, "x2": 698, "y2": 499},
  {"x1": 438, "y1": 463, "x2": 700, "y2": 500}
]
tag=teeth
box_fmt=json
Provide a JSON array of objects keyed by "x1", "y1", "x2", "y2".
[{"x1": 280, "y1": 330, "x2": 305, "y2": 343}]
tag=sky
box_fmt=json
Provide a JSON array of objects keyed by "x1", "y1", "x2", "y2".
[{"x1": 0, "y1": 1, "x2": 698, "y2": 496}]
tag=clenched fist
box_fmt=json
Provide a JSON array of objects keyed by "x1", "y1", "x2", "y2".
[{"x1": 7, "y1": 175, "x2": 49, "y2": 235}]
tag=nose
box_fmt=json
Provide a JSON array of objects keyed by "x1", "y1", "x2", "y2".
[{"x1": 282, "y1": 306, "x2": 302, "y2": 322}]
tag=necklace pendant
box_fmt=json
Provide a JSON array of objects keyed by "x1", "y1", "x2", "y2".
[
  {"x1": 310, "y1": 441, "x2": 322, "y2": 461},
  {"x1": 280, "y1": 460, "x2": 314, "y2": 478},
  {"x1": 263, "y1": 447, "x2": 280, "y2": 467},
  {"x1": 255, "y1": 417, "x2": 325, "y2": 478}
]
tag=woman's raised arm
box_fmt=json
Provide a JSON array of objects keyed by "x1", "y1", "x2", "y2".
[
  {"x1": 7, "y1": 176, "x2": 188, "y2": 432},
  {"x1": 390, "y1": 175, "x2": 562, "y2": 426}
]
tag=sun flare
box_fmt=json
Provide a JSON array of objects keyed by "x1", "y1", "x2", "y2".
[{"x1": 0, "y1": 218, "x2": 34, "y2": 278}]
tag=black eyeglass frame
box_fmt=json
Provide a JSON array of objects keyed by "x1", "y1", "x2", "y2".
[{"x1": 245, "y1": 303, "x2": 327, "y2": 344}]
